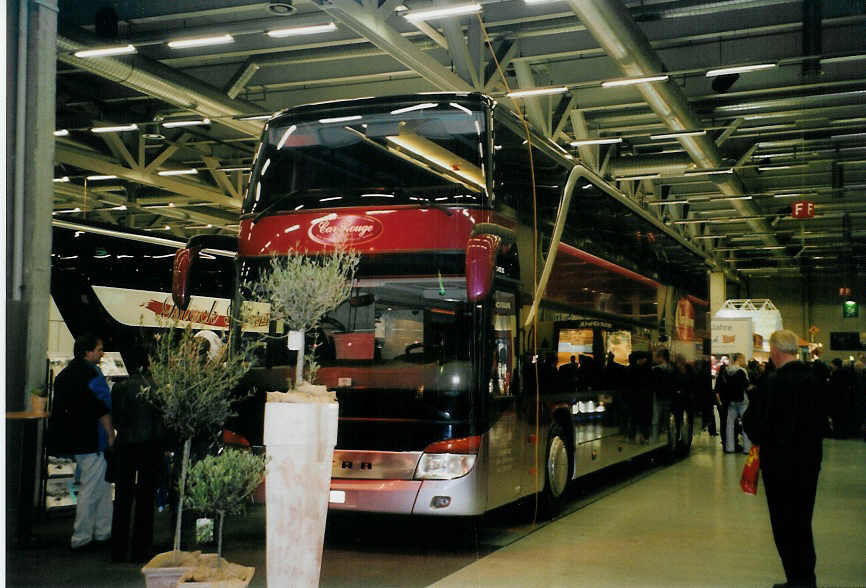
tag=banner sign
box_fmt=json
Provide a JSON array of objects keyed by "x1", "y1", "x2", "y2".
[
  {"x1": 711, "y1": 317, "x2": 753, "y2": 358},
  {"x1": 675, "y1": 297, "x2": 696, "y2": 341},
  {"x1": 92, "y1": 285, "x2": 270, "y2": 332}
]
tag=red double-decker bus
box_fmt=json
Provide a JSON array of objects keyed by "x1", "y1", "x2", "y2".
[{"x1": 174, "y1": 93, "x2": 709, "y2": 517}]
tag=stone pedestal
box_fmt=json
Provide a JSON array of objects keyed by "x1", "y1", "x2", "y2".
[{"x1": 263, "y1": 401, "x2": 338, "y2": 588}]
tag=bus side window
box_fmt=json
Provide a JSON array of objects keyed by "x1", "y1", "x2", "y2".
[{"x1": 490, "y1": 291, "x2": 517, "y2": 397}]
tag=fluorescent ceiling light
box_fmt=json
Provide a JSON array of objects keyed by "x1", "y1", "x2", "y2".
[
  {"x1": 53, "y1": 176, "x2": 70, "y2": 183},
  {"x1": 831, "y1": 117, "x2": 866, "y2": 125},
  {"x1": 570, "y1": 137, "x2": 622, "y2": 146},
  {"x1": 506, "y1": 86, "x2": 568, "y2": 98},
  {"x1": 236, "y1": 113, "x2": 272, "y2": 121},
  {"x1": 648, "y1": 199, "x2": 688, "y2": 205},
  {"x1": 158, "y1": 168, "x2": 199, "y2": 176},
  {"x1": 831, "y1": 132, "x2": 866, "y2": 141},
  {"x1": 773, "y1": 192, "x2": 814, "y2": 198},
  {"x1": 390, "y1": 103, "x2": 437, "y2": 114},
  {"x1": 54, "y1": 129, "x2": 70, "y2": 137},
  {"x1": 684, "y1": 167, "x2": 733, "y2": 176},
  {"x1": 52, "y1": 208, "x2": 82, "y2": 214},
  {"x1": 705, "y1": 63, "x2": 776, "y2": 77},
  {"x1": 820, "y1": 53, "x2": 866, "y2": 64},
  {"x1": 91, "y1": 124, "x2": 138, "y2": 133},
  {"x1": 403, "y1": 3, "x2": 482, "y2": 21},
  {"x1": 712, "y1": 195, "x2": 752, "y2": 201},
  {"x1": 162, "y1": 118, "x2": 210, "y2": 128},
  {"x1": 738, "y1": 123, "x2": 797, "y2": 132},
  {"x1": 86, "y1": 175, "x2": 118, "y2": 181},
  {"x1": 318, "y1": 115, "x2": 362, "y2": 124},
  {"x1": 167, "y1": 34, "x2": 234, "y2": 49},
  {"x1": 693, "y1": 234, "x2": 726, "y2": 239},
  {"x1": 650, "y1": 130, "x2": 706, "y2": 140},
  {"x1": 73, "y1": 44, "x2": 137, "y2": 58},
  {"x1": 758, "y1": 163, "x2": 807, "y2": 171},
  {"x1": 601, "y1": 75, "x2": 669, "y2": 88},
  {"x1": 319, "y1": 196, "x2": 342, "y2": 202},
  {"x1": 267, "y1": 22, "x2": 337, "y2": 37},
  {"x1": 216, "y1": 166, "x2": 251, "y2": 172},
  {"x1": 616, "y1": 173, "x2": 660, "y2": 181}
]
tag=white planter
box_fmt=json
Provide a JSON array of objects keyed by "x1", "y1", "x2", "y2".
[{"x1": 264, "y1": 401, "x2": 339, "y2": 588}]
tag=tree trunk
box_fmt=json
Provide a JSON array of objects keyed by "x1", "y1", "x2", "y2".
[
  {"x1": 295, "y1": 328, "x2": 305, "y2": 388},
  {"x1": 216, "y1": 511, "x2": 225, "y2": 566},
  {"x1": 173, "y1": 438, "x2": 192, "y2": 555}
]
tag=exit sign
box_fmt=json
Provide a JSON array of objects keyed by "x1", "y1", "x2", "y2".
[
  {"x1": 842, "y1": 300, "x2": 859, "y2": 318},
  {"x1": 791, "y1": 200, "x2": 815, "y2": 219}
]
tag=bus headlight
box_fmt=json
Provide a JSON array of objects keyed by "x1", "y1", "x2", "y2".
[{"x1": 414, "y1": 453, "x2": 476, "y2": 480}]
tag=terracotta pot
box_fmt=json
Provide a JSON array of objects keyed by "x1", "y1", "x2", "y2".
[
  {"x1": 141, "y1": 551, "x2": 201, "y2": 588},
  {"x1": 176, "y1": 554, "x2": 254, "y2": 588},
  {"x1": 30, "y1": 394, "x2": 47, "y2": 413}
]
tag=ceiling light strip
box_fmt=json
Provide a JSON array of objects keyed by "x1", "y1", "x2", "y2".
[
  {"x1": 705, "y1": 63, "x2": 776, "y2": 77},
  {"x1": 73, "y1": 45, "x2": 137, "y2": 58},
  {"x1": 506, "y1": 86, "x2": 569, "y2": 98},
  {"x1": 167, "y1": 34, "x2": 234, "y2": 49},
  {"x1": 267, "y1": 22, "x2": 338, "y2": 37},
  {"x1": 569, "y1": 137, "x2": 622, "y2": 146},
  {"x1": 403, "y1": 3, "x2": 482, "y2": 21},
  {"x1": 601, "y1": 75, "x2": 669, "y2": 88},
  {"x1": 650, "y1": 130, "x2": 706, "y2": 140}
]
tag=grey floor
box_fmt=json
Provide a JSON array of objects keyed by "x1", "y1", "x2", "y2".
[{"x1": 7, "y1": 433, "x2": 865, "y2": 587}]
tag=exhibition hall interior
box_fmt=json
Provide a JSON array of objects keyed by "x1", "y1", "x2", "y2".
[{"x1": 6, "y1": 0, "x2": 865, "y2": 586}]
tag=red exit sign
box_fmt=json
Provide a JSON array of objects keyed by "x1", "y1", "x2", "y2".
[{"x1": 791, "y1": 200, "x2": 815, "y2": 219}]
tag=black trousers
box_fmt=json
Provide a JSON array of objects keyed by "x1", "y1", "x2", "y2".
[
  {"x1": 111, "y1": 442, "x2": 163, "y2": 562},
  {"x1": 762, "y1": 462, "x2": 821, "y2": 588}
]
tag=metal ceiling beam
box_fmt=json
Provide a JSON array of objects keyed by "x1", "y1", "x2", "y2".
[
  {"x1": 513, "y1": 61, "x2": 549, "y2": 136},
  {"x1": 55, "y1": 144, "x2": 242, "y2": 209},
  {"x1": 313, "y1": 0, "x2": 473, "y2": 92},
  {"x1": 53, "y1": 182, "x2": 237, "y2": 227},
  {"x1": 56, "y1": 26, "x2": 263, "y2": 138},
  {"x1": 565, "y1": 0, "x2": 785, "y2": 263},
  {"x1": 442, "y1": 20, "x2": 480, "y2": 88}
]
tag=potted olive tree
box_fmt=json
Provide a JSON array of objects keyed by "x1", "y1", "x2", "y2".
[
  {"x1": 245, "y1": 248, "x2": 358, "y2": 587},
  {"x1": 177, "y1": 448, "x2": 268, "y2": 587},
  {"x1": 139, "y1": 324, "x2": 256, "y2": 588},
  {"x1": 246, "y1": 248, "x2": 359, "y2": 389}
]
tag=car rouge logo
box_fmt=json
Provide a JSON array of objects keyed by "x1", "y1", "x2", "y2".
[{"x1": 308, "y1": 215, "x2": 383, "y2": 246}]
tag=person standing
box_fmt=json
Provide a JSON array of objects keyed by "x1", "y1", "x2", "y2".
[
  {"x1": 743, "y1": 330, "x2": 825, "y2": 588},
  {"x1": 723, "y1": 353, "x2": 752, "y2": 454},
  {"x1": 48, "y1": 334, "x2": 115, "y2": 549},
  {"x1": 110, "y1": 348, "x2": 167, "y2": 563}
]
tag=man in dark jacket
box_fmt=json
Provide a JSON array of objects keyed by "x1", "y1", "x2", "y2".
[
  {"x1": 110, "y1": 348, "x2": 167, "y2": 563},
  {"x1": 743, "y1": 329, "x2": 824, "y2": 588},
  {"x1": 49, "y1": 334, "x2": 115, "y2": 549}
]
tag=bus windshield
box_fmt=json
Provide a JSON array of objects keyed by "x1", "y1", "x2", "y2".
[
  {"x1": 254, "y1": 276, "x2": 475, "y2": 422},
  {"x1": 244, "y1": 99, "x2": 488, "y2": 218}
]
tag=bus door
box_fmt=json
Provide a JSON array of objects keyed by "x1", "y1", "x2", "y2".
[{"x1": 485, "y1": 289, "x2": 524, "y2": 509}]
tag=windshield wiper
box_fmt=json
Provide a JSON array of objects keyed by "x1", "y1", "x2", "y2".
[{"x1": 248, "y1": 190, "x2": 306, "y2": 222}]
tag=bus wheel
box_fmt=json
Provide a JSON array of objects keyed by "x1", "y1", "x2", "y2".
[{"x1": 541, "y1": 424, "x2": 571, "y2": 517}]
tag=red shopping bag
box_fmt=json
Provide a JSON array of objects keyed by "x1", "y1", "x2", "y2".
[{"x1": 740, "y1": 445, "x2": 760, "y2": 495}]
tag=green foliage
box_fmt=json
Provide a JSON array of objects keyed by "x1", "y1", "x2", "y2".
[
  {"x1": 245, "y1": 249, "x2": 360, "y2": 333},
  {"x1": 184, "y1": 449, "x2": 268, "y2": 518},
  {"x1": 141, "y1": 324, "x2": 257, "y2": 440}
]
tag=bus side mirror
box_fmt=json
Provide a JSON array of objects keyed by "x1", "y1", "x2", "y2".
[
  {"x1": 466, "y1": 234, "x2": 502, "y2": 302},
  {"x1": 172, "y1": 246, "x2": 200, "y2": 311}
]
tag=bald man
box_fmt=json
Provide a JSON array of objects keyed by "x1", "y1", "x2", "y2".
[{"x1": 743, "y1": 330, "x2": 825, "y2": 588}]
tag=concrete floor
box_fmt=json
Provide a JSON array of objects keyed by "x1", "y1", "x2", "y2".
[{"x1": 6, "y1": 434, "x2": 865, "y2": 587}]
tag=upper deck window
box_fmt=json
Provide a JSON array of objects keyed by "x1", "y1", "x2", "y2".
[{"x1": 244, "y1": 99, "x2": 489, "y2": 218}]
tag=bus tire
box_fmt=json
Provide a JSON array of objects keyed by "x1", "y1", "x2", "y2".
[{"x1": 541, "y1": 423, "x2": 571, "y2": 517}]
